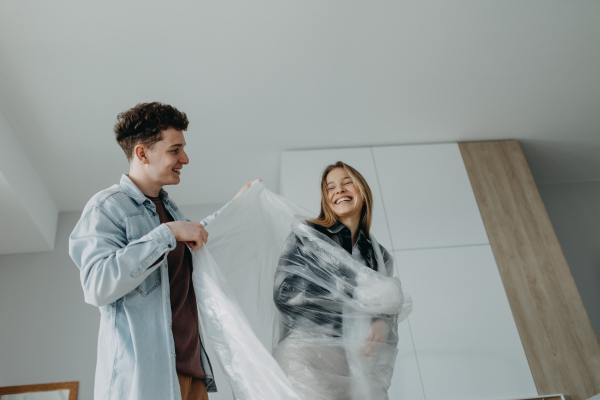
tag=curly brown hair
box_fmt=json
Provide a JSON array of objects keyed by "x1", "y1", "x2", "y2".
[{"x1": 114, "y1": 102, "x2": 189, "y2": 161}]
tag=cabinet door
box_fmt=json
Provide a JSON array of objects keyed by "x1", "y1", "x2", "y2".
[
  {"x1": 281, "y1": 148, "x2": 392, "y2": 249},
  {"x1": 388, "y1": 318, "x2": 426, "y2": 400},
  {"x1": 373, "y1": 144, "x2": 488, "y2": 250},
  {"x1": 394, "y1": 246, "x2": 537, "y2": 400}
]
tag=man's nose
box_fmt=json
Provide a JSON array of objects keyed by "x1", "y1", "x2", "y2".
[{"x1": 181, "y1": 150, "x2": 189, "y2": 164}]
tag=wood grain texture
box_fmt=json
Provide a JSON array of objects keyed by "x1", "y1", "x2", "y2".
[
  {"x1": 0, "y1": 381, "x2": 78, "y2": 400},
  {"x1": 459, "y1": 140, "x2": 600, "y2": 400},
  {"x1": 501, "y1": 396, "x2": 564, "y2": 400}
]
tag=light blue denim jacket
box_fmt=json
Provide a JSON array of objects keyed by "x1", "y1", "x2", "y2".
[{"x1": 69, "y1": 175, "x2": 227, "y2": 400}]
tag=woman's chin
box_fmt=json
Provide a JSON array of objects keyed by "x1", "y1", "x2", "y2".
[{"x1": 334, "y1": 208, "x2": 359, "y2": 219}]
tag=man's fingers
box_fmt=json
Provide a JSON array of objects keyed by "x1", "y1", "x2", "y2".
[
  {"x1": 231, "y1": 179, "x2": 263, "y2": 203},
  {"x1": 166, "y1": 222, "x2": 209, "y2": 247},
  {"x1": 199, "y1": 227, "x2": 209, "y2": 243},
  {"x1": 186, "y1": 240, "x2": 203, "y2": 249}
]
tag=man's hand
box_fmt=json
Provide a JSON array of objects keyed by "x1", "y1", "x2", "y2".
[
  {"x1": 230, "y1": 179, "x2": 262, "y2": 203},
  {"x1": 165, "y1": 221, "x2": 209, "y2": 249},
  {"x1": 360, "y1": 319, "x2": 390, "y2": 356}
]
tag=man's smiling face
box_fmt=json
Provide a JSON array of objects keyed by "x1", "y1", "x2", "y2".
[{"x1": 144, "y1": 127, "x2": 189, "y2": 189}]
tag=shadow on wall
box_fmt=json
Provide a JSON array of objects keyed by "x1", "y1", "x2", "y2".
[
  {"x1": 537, "y1": 180, "x2": 600, "y2": 345},
  {"x1": 521, "y1": 138, "x2": 600, "y2": 185}
]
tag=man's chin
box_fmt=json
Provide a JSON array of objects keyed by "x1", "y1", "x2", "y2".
[{"x1": 163, "y1": 177, "x2": 181, "y2": 186}]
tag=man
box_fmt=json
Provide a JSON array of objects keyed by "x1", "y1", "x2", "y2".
[{"x1": 69, "y1": 102, "x2": 257, "y2": 400}]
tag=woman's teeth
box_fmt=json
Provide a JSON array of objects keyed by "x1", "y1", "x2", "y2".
[{"x1": 336, "y1": 197, "x2": 351, "y2": 204}]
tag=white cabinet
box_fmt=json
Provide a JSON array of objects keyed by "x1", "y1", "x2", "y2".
[
  {"x1": 388, "y1": 319, "x2": 426, "y2": 400},
  {"x1": 394, "y1": 246, "x2": 537, "y2": 400},
  {"x1": 373, "y1": 144, "x2": 489, "y2": 251},
  {"x1": 280, "y1": 148, "x2": 393, "y2": 250}
]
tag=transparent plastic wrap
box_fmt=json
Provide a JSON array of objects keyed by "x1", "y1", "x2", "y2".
[
  {"x1": 190, "y1": 182, "x2": 412, "y2": 400},
  {"x1": 274, "y1": 219, "x2": 412, "y2": 400},
  {"x1": 190, "y1": 247, "x2": 301, "y2": 400}
]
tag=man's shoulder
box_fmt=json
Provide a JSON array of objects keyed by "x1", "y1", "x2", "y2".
[
  {"x1": 85, "y1": 184, "x2": 125, "y2": 207},
  {"x1": 84, "y1": 184, "x2": 140, "y2": 217}
]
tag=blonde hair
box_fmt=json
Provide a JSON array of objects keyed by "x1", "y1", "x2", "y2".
[{"x1": 308, "y1": 161, "x2": 373, "y2": 237}]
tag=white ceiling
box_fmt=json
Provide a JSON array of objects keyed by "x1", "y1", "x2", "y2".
[{"x1": 1, "y1": 0, "x2": 599, "y2": 213}]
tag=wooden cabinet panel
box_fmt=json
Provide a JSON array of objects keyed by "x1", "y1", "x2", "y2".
[
  {"x1": 460, "y1": 141, "x2": 600, "y2": 400},
  {"x1": 373, "y1": 144, "x2": 488, "y2": 250}
]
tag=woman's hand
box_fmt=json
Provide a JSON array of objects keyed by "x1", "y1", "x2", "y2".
[
  {"x1": 360, "y1": 319, "x2": 390, "y2": 356},
  {"x1": 230, "y1": 179, "x2": 262, "y2": 203}
]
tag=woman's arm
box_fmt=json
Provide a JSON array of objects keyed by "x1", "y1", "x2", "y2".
[
  {"x1": 274, "y1": 233, "x2": 354, "y2": 329},
  {"x1": 360, "y1": 244, "x2": 401, "y2": 354}
]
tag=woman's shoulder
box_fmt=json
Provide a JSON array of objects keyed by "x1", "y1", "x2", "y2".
[
  {"x1": 304, "y1": 219, "x2": 334, "y2": 237},
  {"x1": 376, "y1": 242, "x2": 394, "y2": 276},
  {"x1": 305, "y1": 219, "x2": 317, "y2": 228},
  {"x1": 377, "y1": 242, "x2": 391, "y2": 256}
]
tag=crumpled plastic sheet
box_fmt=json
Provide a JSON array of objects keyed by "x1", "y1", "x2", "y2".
[{"x1": 191, "y1": 182, "x2": 412, "y2": 400}]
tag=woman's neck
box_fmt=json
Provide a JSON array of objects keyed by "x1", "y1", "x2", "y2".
[{"x1": 338, "y1": 214, "x2": 361, "y2": 246}]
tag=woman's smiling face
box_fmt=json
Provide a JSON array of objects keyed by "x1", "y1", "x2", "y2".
[{"x1": 326, "y1": 167, "x2": 364, "y2": 219}]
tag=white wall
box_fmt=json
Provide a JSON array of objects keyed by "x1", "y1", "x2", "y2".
[
  {"x1": 0, "y1": 211, "x2": 97, "y2": 398},
  {"x1": 0, "y1": 202, "x2": 223, "y2": 400},
  {"x1": 537, "y1": 181, "x2": 600, "y2": 343}
]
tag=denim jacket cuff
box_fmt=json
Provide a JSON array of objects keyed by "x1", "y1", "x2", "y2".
[{"x1": 149, "y1": 223, "x2": 177, "y2": 252}]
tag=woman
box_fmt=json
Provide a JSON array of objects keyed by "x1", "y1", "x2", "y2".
[{"x1": 273, "y1": 161, "x2": 412, "y2": 400}]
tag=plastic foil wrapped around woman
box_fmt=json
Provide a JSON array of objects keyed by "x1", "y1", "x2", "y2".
[{"x1": 273, "y1": 218, "x2": 412, "y2": 400}]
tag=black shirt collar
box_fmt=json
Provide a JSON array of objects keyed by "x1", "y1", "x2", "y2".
[{"x1": 309, "y1": 220, "x2": 376, "y2": 270}]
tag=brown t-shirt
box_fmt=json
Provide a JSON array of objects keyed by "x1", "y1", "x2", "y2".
[{"x1": 147, "y1": 195, "x2": 205, "y2": 379}]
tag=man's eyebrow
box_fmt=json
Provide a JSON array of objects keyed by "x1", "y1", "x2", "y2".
[{"x1": 169, "y1": 143, "x2": 185, "y2": 147}]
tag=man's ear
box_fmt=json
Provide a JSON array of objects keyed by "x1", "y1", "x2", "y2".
[{"x1": 134, "y1": 145, "x2": 149, "y2": 164}]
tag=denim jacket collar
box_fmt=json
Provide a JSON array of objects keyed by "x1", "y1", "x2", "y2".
[{"x1": 120, "y1": 174, "x2": 170, "y2": 205}]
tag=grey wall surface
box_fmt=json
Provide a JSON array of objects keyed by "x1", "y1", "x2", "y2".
[
  {"x1": 0, "y1": 202, "x2": 223, "y2": 399},
  {"x1": 538, "y1": 181, "x2": 600, "y2": 343}
]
